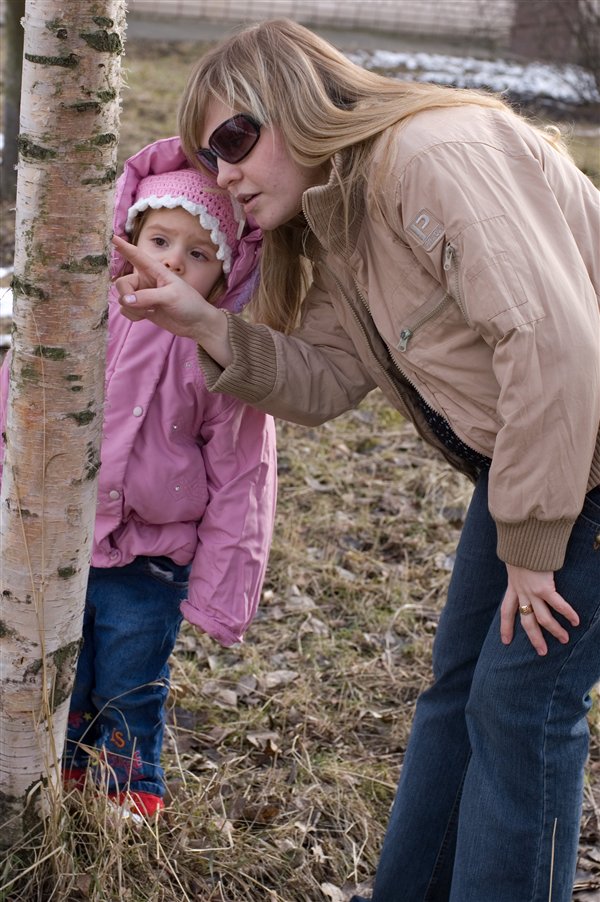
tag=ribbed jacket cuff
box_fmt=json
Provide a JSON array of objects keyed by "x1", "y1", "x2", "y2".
[
  {"x1": 495, "y1": 517, "x2": 575, "y2": 571},
  {"x1": 197, "y1": 314, "x2": 278, "y2": 404}
]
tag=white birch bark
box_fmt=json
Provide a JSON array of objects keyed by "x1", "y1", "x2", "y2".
[{"x1": 0, "y1": 0, "x2": 125, "y2": 845}]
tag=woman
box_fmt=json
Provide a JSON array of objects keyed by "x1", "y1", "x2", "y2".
[{"x1": 112, "y1": 19, "x2": 600, "y2": 901}]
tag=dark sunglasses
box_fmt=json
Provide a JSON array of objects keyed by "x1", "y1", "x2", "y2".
[{"x1": 195, "y1": 114, "x2": 261, "y2": 174}]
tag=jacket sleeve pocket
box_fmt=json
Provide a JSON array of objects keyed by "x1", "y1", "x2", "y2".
[{"x1": 454, "y1": 216, "x2": 546, "y2": 339}]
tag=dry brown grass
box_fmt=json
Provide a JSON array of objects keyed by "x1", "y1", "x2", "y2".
[
  {"x1": 1, "y1": 32, "x2": 599, "y2": 902},
  {"x1": 2, "y1": 394, "x2": 598, "y2": 901}
]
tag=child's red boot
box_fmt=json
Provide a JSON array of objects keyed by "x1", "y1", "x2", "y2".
[
  {"x1": 62, "y1": 766, "x2": 88, "y2": 790},
  {"x1": 111, "y1": 790, "x2": 165, "y2": 817}
]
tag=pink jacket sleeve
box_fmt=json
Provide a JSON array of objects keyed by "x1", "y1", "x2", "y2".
[{"x1": 180, "y1": 396, "x2": 277, "y2": 646}]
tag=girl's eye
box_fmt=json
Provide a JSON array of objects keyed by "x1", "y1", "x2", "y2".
[
  {"x1": 191, "y1": 250, "x2": 207, "y2": 261},
  {"x1": 151, "y1": 236, "x2": 167, "y2": 247}
]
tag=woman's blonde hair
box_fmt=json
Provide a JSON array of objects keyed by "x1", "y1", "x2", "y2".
[{"x1": 178, "y1": 18, "x2": 563, "y2": 332}]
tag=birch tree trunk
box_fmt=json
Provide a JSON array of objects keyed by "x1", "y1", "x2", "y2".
[{"x1": 0, "y1": 0, "x2": 125, "y2": 845}]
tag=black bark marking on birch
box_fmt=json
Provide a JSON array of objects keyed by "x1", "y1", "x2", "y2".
[
  {"x1": 12, "y1": 275, "x2": 48, "y2": 300},
  {"x1": 84, "y1": 444, "x2": 101, "y2": 480},
  {"x1": 65, "y1": 408, "x2": 96, "y2": 426},
  {"x1": 33, "y1": 346, "x2": 68, "y2": 360},
  {"x1": 91, "y1": 133, "x2": 117, "y2": 146},
  {"x1": 0, "y1": 620, "x2": 17, "y2": 639},
  {"x1": 17, "y1": 136, "x2": 57, "y2": 162},
  {"x1": 51, "y1": 640, "x2": 82, "y2": 709},
  {"x1": 24, "y1": 52, "x2": 79, "y2": 68},
  {"x1": 45, "y1": 18, "x2": 68, "y2": 38},
  {"x1": 24, "y1": 658, "x2": 43, "y2": 679},
  {"x1": 60, "y1": 254, "x2": 107, "y2": 273},
  {"x1": 82, "y1": 167, "x2": 116, "y2": 186},
  {"x1": 69, "y1": 100, "x2": 102, "y2": 113},
  {"x1": 80, "y1": 31, "x2": 123, "y2": 54},
  {"x1": 75, "y1": 133, "x2": 116, "y2": 153},
  {"x1": 94, "y1": 306, "x2": 109, "y2": 329},
  {"x1": 92, "y1": 17, "x2": 114, "y2": 29},
  {"x1": 20, "y1": 362, "x2": 40, "y2": 383},
  {"x1": 57, "y1": 566, "x2": 76, "y2": 579},
  {"x1": 66, "y1": 372, "x2": 84, "y2": 392}
]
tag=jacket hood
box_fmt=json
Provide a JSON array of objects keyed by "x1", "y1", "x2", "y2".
[{"x1": 112, "y1": 136, "x2": 261, "y2": 312}]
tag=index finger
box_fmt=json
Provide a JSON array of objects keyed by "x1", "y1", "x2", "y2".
[{"x1": 112, "y1": 234, "x2": 169, "y2": 280}]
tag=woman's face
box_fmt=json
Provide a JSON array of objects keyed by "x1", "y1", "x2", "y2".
[{"x1": 199, "y1": 98, "x2": 327, "y2": 231}]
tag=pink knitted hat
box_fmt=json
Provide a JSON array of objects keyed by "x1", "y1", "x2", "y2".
[{"x1": 125, "y1": 168, "x2": 242, "y2": 275}]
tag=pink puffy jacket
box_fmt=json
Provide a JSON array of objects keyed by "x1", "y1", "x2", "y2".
[{"x1": 0, "y1": 137, "x2": 277, "y2": 646}]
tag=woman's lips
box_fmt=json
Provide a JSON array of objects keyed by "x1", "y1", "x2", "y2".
[{"x1": 238, "y1": 193, "x2": 259, "y2": 211}]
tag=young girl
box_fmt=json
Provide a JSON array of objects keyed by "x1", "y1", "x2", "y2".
[
  {"x1": 113, "y1": 20, "x2": 599, "y2": 900},
  {"x1": 1, "y1": 136, "x2": 277, "y2": 818}
]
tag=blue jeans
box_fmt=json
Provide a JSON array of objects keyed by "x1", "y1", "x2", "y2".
[
  {"x1": 352, "y1": 473, "x2": 600, "y2": 902},
  {"x1": 64, "y1": 556, "x2": 189, "y2": 797}
]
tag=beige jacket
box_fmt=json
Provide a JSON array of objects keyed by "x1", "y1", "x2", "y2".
[{"x1": 201, "y1": 105, "x2": 600, "y2": 571}]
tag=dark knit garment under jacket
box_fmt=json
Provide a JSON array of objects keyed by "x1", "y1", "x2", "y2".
[{"x1": 415, "y1": 394, "x2": 492, "y2": 471}]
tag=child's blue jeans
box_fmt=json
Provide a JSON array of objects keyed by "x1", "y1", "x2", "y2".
[
  {"x1": 64, "y1": 556, "x2": 190, "y2": 797},
  {"x1": 351, "y1": 473, "x2": 600, "y2": 902}
]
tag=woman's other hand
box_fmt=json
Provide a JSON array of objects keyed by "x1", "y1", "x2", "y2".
[{"x1": 500, "y1": 564, "x2": 580, "y2": 656}]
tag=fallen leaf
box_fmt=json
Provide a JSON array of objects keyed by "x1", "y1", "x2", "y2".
[
  {"x1": 320, "y1": 883, "x2": 344, "y2": 902},
  {"x1": 236, "y1": 673, "x2": 258, "y2": 695},
  {"x1": 299, "y1": 615, "x2": 330, "y2": 637},
  {"x1": 304, "y1": 476, "x2": 335, "y2": 492},
  {"x1": 311, "y1": 842, "x2": 327, "y2": 862},
  {"x1": 246, "y1": 730, "x2": 280, "y2": 750},
  {"x1": 261, "y1": 670, "x2": 300, "y2": 689},
  {"x1": 229, "y1": 797, "x2": 283, "y2": 824},
  {"x1": 284, "y1": 594, "x2": 316, "y2": 613}
]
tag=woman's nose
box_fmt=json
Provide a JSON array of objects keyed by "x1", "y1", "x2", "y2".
[{"x1": 216, "y1": 159, "x2": 241, "y2": 189}]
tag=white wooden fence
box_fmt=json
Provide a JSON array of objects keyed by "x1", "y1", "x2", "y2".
[{"x1": 125, "y1": 0, "x2": 516, "y2": 43}]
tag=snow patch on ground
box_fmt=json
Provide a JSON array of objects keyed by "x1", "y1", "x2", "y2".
[{"x1": 347, "y1": 49, "x2": 600, "y2": 105}]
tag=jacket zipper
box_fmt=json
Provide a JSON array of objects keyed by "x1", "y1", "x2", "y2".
[
  {"x1": 329, "y1": 271, "x2": 412, "y2": 408},
  {"x1": 398, "y1": 291, "x2": 452, "y2": 352},
  {"x1": 398, "y1": 241, "x2": 466, "y2": 352},
  {"x1": 328, "y1": 265, "x2": 437, "y2": 412},
  {"x1": 345, "y1": 273, "x2": 438, "y2": 414},
  {"x1": 442, "y1": 242, "x2": 468, "y2": 320}
]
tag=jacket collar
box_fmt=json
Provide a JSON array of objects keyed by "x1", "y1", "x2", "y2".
[{"x1": 301, "y1": 153, "x2": 365, "y2": 259}]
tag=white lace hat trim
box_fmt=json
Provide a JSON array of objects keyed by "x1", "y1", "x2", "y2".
[{"x1": 125, "y1": 195, "x2": 233, "y2": 273}]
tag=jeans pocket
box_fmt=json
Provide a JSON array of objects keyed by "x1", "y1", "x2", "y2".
[{"x1": 145, "y1": 556, "x2": 191, "y2": 589}]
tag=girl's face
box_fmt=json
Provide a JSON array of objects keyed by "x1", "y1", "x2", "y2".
[
  {"x1": 135, "y1": 207, "x2": 224, "y2": 300},
  {"x1": 200, "y1": 99, "x2": 327, "y2": 231}
]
